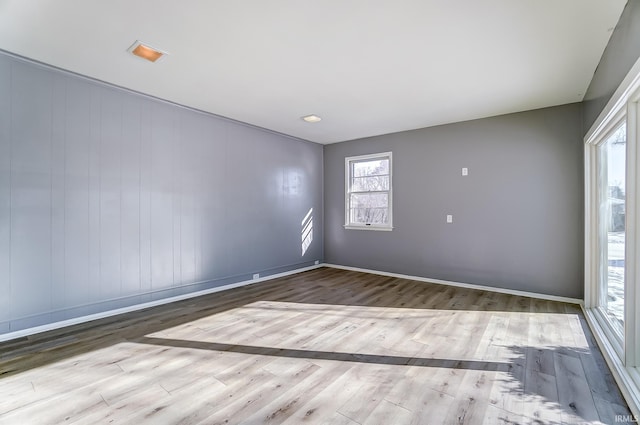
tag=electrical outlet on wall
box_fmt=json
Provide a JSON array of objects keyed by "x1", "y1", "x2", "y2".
[
  {"x1": 253, "y1": 273, "x2": 260, "y2": 280},
  {"x1": 446, "y1": 214, "x2": 453, "y2": 223},
  {"x1": 462, "y1": 167, "x2": 468, "y2": 176}
]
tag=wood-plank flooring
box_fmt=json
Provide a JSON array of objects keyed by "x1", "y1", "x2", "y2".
[{"x1": 0, "y1": 267, "x2": 633, "y2": 424}]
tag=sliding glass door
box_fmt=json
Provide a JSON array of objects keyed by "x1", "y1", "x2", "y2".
[
  {"x1": 598, "y1": 122, "x2": 627, "y2": 340},
  {"x1": 584, "y1": 53, "x2": 640, "y2": 413}
]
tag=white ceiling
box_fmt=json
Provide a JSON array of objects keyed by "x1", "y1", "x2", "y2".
[{"x1": 0, "y1": 0, "x2": 627, "y2": 144}]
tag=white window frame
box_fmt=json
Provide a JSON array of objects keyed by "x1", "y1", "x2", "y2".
[
  {"x1": 344, "y1": 152, "x2": 393, "y2": 231},
  {"x1": 584, "y1": 55, "x2": 640, "y2": 416},
  {"x1": 587, "y1": 114, "x2": 627, "y2": 357}
]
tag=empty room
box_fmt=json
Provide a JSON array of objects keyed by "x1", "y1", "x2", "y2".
[{"x1": 2, "y1": 1, "x2": 640, "y2": 424}]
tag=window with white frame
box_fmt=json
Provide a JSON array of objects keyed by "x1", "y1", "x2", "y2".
[
  {"x1": 598, "y1": 121, "x2": 627, "y2": 340},
  {"x1": 584, "y1": 55, "x2": 640, "y2": 414},
  {"x1": 345, "y1": 152, "x2": 392, "y2": 230}
]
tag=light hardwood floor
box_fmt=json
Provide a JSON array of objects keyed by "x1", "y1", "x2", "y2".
[{"x1": 0, "y1": 267, "x2": 633, "y2": 424}]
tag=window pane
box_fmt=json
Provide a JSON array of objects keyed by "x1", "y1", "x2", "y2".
[
  {"x1": 350, "y1": 192, "x2": 388, "y2": 208},
  {"x1": 353, "y1": 159, "x2": 389, "y2": 177},
  {"x1": 600, "y1": 123, "x2": 626, "y2": 336},
  {"x1": 350, "y1": 192, "x2": 389, "y2": 224},
  {"x1": 350, "y1": 207, "x2": 389, "y2": 225},
  {"x1": 351, "y1": 175, "x2": 389, "y2": 191}
]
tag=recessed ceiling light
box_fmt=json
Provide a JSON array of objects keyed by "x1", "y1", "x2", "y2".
[
  {"x1": 127, "y1": 40, "x2": 168, "y2": 63},
  {"x1": 302, "y1": 114, "x2": 322, "y2": 123}
]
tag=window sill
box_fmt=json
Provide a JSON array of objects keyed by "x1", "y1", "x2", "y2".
[{"x1": 344, "y1": 225, "x2": 393, "y2": 232}]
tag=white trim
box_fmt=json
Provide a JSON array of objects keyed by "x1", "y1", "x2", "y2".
[
  {"x1": 586, "y1": 109, "x2": 627, "y2": 147},
  {"x1": 586, "y1": 55, "x2": 640, "y2": 143},
  {"x1": 585, "y1": 143, "x2": 598, "y2": 309},
  {"x1": 589, "y1": 118, "x2": 628, "y2": 351},
  {"x1": 627, "y1": 97, "x2": 640, "y2": 367},
  {"x1": 583, "y1": 307, "x2": 640, "y2": 417},
  {"x1": 343, "y1": 225, "x2": 394, "y2": 231},
  {"x1": 344, "y1": 151, "x2": 393, "y2": 163},
  {"x1": 593, "y1": 305, "x2": 625, "y2": 359},
  {"x1": 0, "y1": 264, "x2": 323, "y2": 343},
  {"x1": 323, "y1": 263, "x2": 582, "y2": 305}
]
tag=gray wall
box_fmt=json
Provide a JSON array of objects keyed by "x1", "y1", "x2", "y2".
[
  {"x1": 324, "y1": 104, "x2": 583, "y2": 298},
  {"x1": 583, "y1": 0, "x2": 640, "y2": 134},
  {"x1": 0, "y1": 52, "x2": 323, "y2": 334}
]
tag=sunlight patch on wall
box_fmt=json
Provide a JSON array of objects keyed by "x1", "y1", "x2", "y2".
[{"x1": 301, "y1": 208, "x2": 313, "y2": 256}]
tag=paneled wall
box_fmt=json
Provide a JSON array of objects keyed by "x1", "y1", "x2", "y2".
[{"x1": 0, "y1": 52, "x2": 323, "y2": 334}]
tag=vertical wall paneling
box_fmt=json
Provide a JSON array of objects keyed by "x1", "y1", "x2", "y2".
[
  {"x1": 172, "y1": 109, "x2": 181, "y2": 289},
  {"x1": 87, "y1": 85, "x2": 102, "y2": 306},
  {"x1": 225, "y1": 124, "x2": 253, "y2": 276},
  {"x1": 10, "y1": 62, "x2": 53, "y2": 322},
  {"x1": 149, "y1": 102, "x2": 175, "y2": 291},
  {"x1": 0, "y1": 51, "x2": 323, "y2": 333},
  {"x1": 0, "y1": 56, "x2": 11, "y2": 329},
  {"x1": 139, "y1": 99, "x2": 152, "y2": 300},
  {"x1": 252, "y1": 131, "x2": 282, "y2": 269},
  {"x1": 51, "y1": 74, "x2": 66, "y2": 314},
  {"x1": 243, "y1": 126, "x2": 270, "y2": 272},
  {"x1": 190, "y1": 113, "x2": 205, "y2": 283},
  {"x1": 98, "y1": 88, "x2": 122, "y2": 300},
  {"x1": 200, "y1": 118, "x2": 228, "y2": 282},
  {"x1": 121, "y1": 96, "x2": 142, "y2": 296},
  {"x1": 178, "y1": 110, "x2": 198, "y2": 286},
  {"x1": 64, "y1": 79, "x2": 92, "y2": 310}
]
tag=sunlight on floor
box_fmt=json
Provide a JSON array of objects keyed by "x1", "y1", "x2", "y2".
[{"x1": 0, "y1": 284, "x2": 630, "y2": 424}]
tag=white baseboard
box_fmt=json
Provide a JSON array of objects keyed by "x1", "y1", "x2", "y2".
[
  {"x1": 0, "y1": 262, "x2": 583, "y2": 341},
  {"x1": 0, "y1": 264, "x2": 323, "y2": 343},
  {"x1": 582, "y1": 307, "x2": 640, "y2": 418},
  {"x1": 323, "y1": 263, "x2": 583, "y2": 305}
]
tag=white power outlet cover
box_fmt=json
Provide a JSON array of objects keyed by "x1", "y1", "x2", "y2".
[
  {"x1": 462, "y1": 167, "x2": 468, "y2": 176},
  {"x1": 253, "y1": 273, "x2": 260, "y2": 279},
  {"x1": 446, "y1": 214, "x2": 453, "y2": 223}
]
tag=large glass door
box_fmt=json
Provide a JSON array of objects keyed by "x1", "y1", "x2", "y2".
[
  {"x1": 584, "y1": 54, "x2": 640, "y2": 412},
  {"x1": 598, "y1": 122, "x2": 627, "y2": 339}
]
